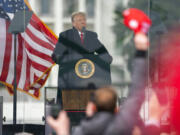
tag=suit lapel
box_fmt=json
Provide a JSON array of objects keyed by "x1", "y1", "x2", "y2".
[
  {"x1": 72, "y1": 28, "x2": 91, "y2": 52},
  {"x1": 72, "y1": 28, "x2": 82, "y2": 46},
  {"x1": 83, "y1": 31, "x2": 87, "y2": 45}
]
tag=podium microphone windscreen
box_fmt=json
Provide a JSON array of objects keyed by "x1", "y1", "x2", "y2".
[{"x1": 82, "y1": 27, "x2": 86, "y2": 33}]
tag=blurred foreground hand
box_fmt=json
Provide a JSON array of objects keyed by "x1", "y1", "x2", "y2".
[{"x1": 47, "y1": 111, "x2": 70, "y2": 135}]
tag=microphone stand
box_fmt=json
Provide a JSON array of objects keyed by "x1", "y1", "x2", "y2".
[{"x1": 8, "y1": 10, "x2": 33, "y2": 125}]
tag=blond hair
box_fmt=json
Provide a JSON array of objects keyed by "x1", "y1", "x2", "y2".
[{"x1": 71, "y1": 12, "x2": 86, "y2": 22}]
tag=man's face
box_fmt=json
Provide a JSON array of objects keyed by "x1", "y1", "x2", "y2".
[{"x1": 72, "y1": 15, "x2": 87, "y2": 31}]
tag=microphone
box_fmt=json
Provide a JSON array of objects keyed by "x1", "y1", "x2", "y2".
[
  {"x1": 82, "y1": 27, "x2": 86, "y2": 39},
  {"x1": 82, "y1": 27, "x2": 86, "y2": 33}
]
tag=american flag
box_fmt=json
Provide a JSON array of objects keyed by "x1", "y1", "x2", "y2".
[{"x1": 0, "y1": 0, "x2": 57, "y2": 99}]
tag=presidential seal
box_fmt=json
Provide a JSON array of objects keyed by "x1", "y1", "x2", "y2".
[{"x1": 75, "y1": 59, "x2": 95, "y2": 78}]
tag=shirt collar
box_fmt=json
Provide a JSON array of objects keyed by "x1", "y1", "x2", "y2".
[{"x1": 78, "y1": 31, "x2": 84, "y2": 35}]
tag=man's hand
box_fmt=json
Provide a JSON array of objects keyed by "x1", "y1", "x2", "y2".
[
  {"x1": 86, "y1": 102, "x2": 96, "y2": 117},
  {"x1": 47, "y1": 111, "x2": 70, "y2": 135},
  {"x1": 134, "y1": 32, "x2": 149, "y2": 51}
]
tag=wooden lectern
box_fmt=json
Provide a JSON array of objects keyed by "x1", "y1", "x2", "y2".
[{"x1": 62, "y1": 89, "x2": 94, "y2": 110}]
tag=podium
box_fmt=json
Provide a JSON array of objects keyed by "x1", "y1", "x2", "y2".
[
  {"x1": 45, "y1": 51, "x2": 112, "y2": 128},
  {"x1": 60, "y1": 54, "x2": 112, "y2": 110}
]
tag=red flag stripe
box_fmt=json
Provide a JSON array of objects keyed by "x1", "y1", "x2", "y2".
[
  {"x1": 31, "y1": 73, "x2": 49, "y2": 89},
  {"x1": 30, "y1": 60, "x2": 51, "y2": 73},
  {"x1": 6, "y1": 35, "x2": 15, "y2": 84},
  {"x1": 16, "y1": 35, "x2": 24, "y2": 88},
  {"x1": 23, "y1": 57, "x2": 31, "y2": 90},
  {"x1": 30, "y1": 72, "x2": 49, "y2": 89},
  {"x1": 29, "y1": 64, "x2": 50, "y2": 86},
  {"x1": 28, "y1": 20, "x2": 55, "y2": 49},
  {"x1": 25, "y1": 48, "x2": 53, "y2": 68},
  {"x1": 17, "y1": 45, "x2": 27, "y2": 89},
  {"x1": 33, "y1": 74, "x2": 47, "y2": 86},
  {"x1": 7, "y1": 86, "x2": 14, "y2": 94},
  {"x1": 25, "y1": 25, "x2": 54, "y2": 51},
  {"x1": 30, "y1": 66, "x2": 46, "y2": 79},
  {"x1": 31, "y1": 14, "x2": 57, "y2": 44},
  {"x1": 0, "y1": 19, "x2": 7, "y2": 76},
  {"x1": 22, "y1": 31, "x2": 53, "y2": 57},
  {"x1": 0, "y1": 21, "x2": 13, "y2": 82},
  {"x1": 23, "y1": 40, "x2": 54, "y2": 64}
]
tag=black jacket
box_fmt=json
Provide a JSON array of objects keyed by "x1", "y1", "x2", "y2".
[{"x1": 72, "y1": 112, "x2": 114, "y2": 135}]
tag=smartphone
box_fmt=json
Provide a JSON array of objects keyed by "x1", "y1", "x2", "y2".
[
  {"x1": 50, "y1": 104, "x2": 62, "y2": 119},
  {"x1": 45, "y1": 104, "x2": 62, "y2": 135}
]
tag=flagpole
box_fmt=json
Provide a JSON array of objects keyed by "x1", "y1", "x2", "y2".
[
  {"x1": 8, "y1": 11, "x2": 33, "y2": 125},
  {"x1": 13, "y1": 33, "x2": 17, "y2": 124}
]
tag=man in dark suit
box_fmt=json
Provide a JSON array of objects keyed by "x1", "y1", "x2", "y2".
[{"x1": 52, "y1": 12, "x2": 112, "y2": 105}]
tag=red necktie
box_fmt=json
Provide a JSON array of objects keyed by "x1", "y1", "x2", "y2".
[{"x1": 80, "y1": 32, "x2": 84, "y2": 44}]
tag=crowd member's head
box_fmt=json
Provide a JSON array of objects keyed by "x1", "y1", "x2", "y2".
[
  {"x1": 71, "y1": 12, "x2": 87, "y2": 31},
  {"x1": 89, "y1": 87, "x2": 118, "y2": 113}
]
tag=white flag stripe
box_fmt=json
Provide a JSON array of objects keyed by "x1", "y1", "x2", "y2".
[
  {"x1": 18, "y1": 45, "x2": 27, "y2": 89},
  {"x1": 27, "y1": 23, "x2": 55, "y2": 47},
  {"x1": 6, "y1": 36, "x2": 14, "y2": 84},
  {"x1": 26, "y1": 49, "x2": 52, "y2": 68},
  {"x1": 31, "y1": 66, "x2": 44, "y2": 78},
  {"x1": 0, "y1": 19, "x2": 6, "y2": 76},
  {"x1": 28, "y1": 90, "x2": 34, "y2": 95},
  {"x1": 30, "y1": 66, "x2": 34, "y2": 84},
  {"x1": 21, "y1": 32, "x2": 53, "y2": 56},
  {"x1": 33, "y1": 83, "x2": 41, "y2": 88},
  {"x1": 42, "y1": 73, "x2": 47, "y2": 80}
]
